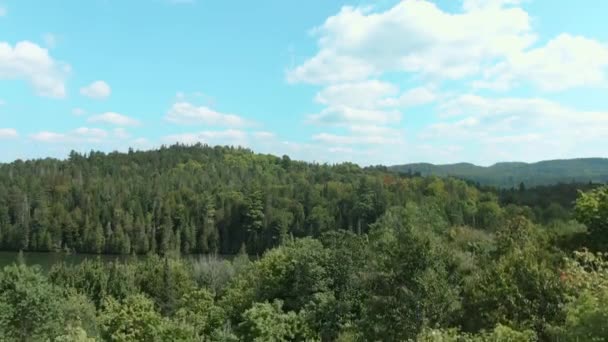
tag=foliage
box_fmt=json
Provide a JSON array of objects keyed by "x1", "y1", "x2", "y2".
[
  {"x1": 99, "y1": 294, "x2": 166, "y2": 342},
  {"x1": 238, "y1": 300, "x2": 316, "y2": 342},
  {"x1": 575, "y1": 186, "x2": 608, "y2": 249},
  {"x1": 0, "y1": 145, "x2": 493, "y2": 255},
  {"x1": 548, "y1": 250, "x2": 608, "y2": 341},
  {"x1": 0, "y1": 264, "x2": 63, "y2": 341},
  {"x1": 0, "y1": 147, "x2": 606, "y2": 341},
  {"x1": 360, "y1": 207, "x2": 462, "y2": 341}
]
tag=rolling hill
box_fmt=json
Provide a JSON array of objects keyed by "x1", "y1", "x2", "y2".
[{"x1": 390, "y1": 158, "x2": 608, "y2": 188}]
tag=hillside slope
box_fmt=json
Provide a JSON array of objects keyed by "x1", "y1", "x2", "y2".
[{"x1": 390, "y1": 158, "x2": 608, "y2": 188}]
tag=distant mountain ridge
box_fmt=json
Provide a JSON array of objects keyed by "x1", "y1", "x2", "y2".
[{"x1": 390, "y1": 158, "x2": 608, "y2": 188}]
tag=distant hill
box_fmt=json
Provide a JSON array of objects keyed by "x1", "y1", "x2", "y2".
[{"x1": 390, "y1": 158, "x2": 608, "y2": 188}]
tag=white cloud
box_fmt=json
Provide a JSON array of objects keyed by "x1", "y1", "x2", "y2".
[
  {"x1": 289, "y1": 0, "x2": 608, "y2": 93},
  {"x1": 80, "y1": 80, "x2": 111, "y2": 99},
  {"x1": 166, "y1": 101, "x2": 246, "y2": 126},
  {"x1": 308, "y1": 106, "x2": 401, "y2": 125},
  {"x1": 315, "y1": 80, "x2": 397, "y2": 109},
  {"x1": 287, "y1": 0, "x2": 533, "y2": 84},
  {"x1": 423, "y1": 95, "x2": 608, "y2": 161},
  {"x1": 312, "y1": 124, "x2": 405, "y2": 149},
  {"x1": 163, "y1": 129, "x2": 248, "y2": 146},
  {"x1": 73, "y1": 127, "x2": 108, "y2": 141},
  {"x1": 30, "y1": 131, "x2": 66, "y2": 143},
  {"x1": 0, "y1": 6, "x2": 6, "y2": 17},
  {"x1": 476, "y1": 34, "x2": 608, "y2": 91},
  {"x1": 72, "y1": 108, "x2": 86, "y2": 116},
  {"x1": 380, "y1": 86, "x2": 437, "y2": 107},
  {"x1": 311, "y1": 81, "x2": 437, "y2": 128},
  {"x1": 439, "y1": 95, "x2": 608, "y2": 128},
  {"x1": 0, "y1": 128, "x2": 17, "y2": 139},
  {"x1": 30, "y1": 127, "x2": 108, "y2": 143},
  {"x1": 288, "y1": 50, "x2": 377, "y2": 84},
  {"x1": 0, "y1": 41, "x2": 69, "y2": 98},
  {"x1": 88, "y1": 112, "x2": 140, "y2": 126}
]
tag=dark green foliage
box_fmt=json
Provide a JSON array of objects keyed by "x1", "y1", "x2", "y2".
[
  {"x1": 0, "y1": 145, "x2": 498, "y2": 256},
  {"x1": 360, "y1": 207, "x2": 462, "y2": 341}
]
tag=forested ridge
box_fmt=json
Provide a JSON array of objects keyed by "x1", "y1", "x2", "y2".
[
  {"x1": 390, "y1": 158, "x2": 608, "y2": 188},
  {"x1": 1, "y1": 144, "x2": 608, "y2": 341},
  {"x1": 0, "y1": 144, "x2": 504, "y2": 255}
]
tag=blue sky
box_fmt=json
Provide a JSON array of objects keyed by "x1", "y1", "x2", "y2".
[{"x1": 1, "y1": 0, "x2": 607, "y2": 166}]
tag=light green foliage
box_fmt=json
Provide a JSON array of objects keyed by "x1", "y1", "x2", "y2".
[
  {"x1": 222, "y1": 238, "x2": 330, "y2": 320},
  {"x1": 462, "y1": 217, "x2": 564, "y2": 334},
  {"x1": 360, "y1": 207, "x2": 462, "y2": 341},
  {"x1": 575, "y1": 186, "x2": 608, "y2": 249},
  {"x1": 476, "y1": 201, "x2": 504, "y2": 231},
  {"x1": 59, "y1": 290, "x2": 100, "y2": 338},
  {"x1": 54, "y1": 325, "x2": 97, "y2": 342},
  {"x1": 238, "y1": 300, "x2": 316, "y2": 342},
  {"x1": 99, "y1": 294, "x2": 165, "y2": 342},
  {"x1": 0, "y1": 264, "x2": 63, "y2": 341},
  {"x1": 549, "y1": 251, "x2": 608, "y2": 341},
  {"x1": 191, "y1": 255, "x2": 236, "y2": 294},
  {"x1": 418, "y1": 324, "x2": 536, "y2": 342},
  {"x1": 49, "y1": 259, "x2": 137, "y2": 308},
  {"x1": 174, "y1": 288, "x2": 226, "y2": 338}
]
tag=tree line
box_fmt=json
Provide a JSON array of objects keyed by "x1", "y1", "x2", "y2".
[{"x1": 0, "y1": 144, "x2": 505, "y2": 256}]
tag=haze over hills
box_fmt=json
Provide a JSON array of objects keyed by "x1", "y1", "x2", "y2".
[{"x1": 390, "y1": 158, "x2": 608, "y2": 188}]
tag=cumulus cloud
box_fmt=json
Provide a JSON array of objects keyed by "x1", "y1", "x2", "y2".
[
  {"x1": 80, "y1": 80, "x2": 111, "y2": 99},
  {"x1": 287, "y1": 0, "x2": 533, "y2": 84},
  {"x1": 0, "y1": 41, "x2": 69, "y2": 98},
  {"x1": 289, "y1": 0, "x2": 608, "y2": 93},
  {"x1": 312, "y1": 124, "x2": 405, "y2": 149},
  {"x1": 476, "y1": 34, "x2": 608, "y2": 91},
  {"x1": 166, "y1": 102, "x2": 246, "y2": 126},
  {"x1": 88, "y1": 112, "x2": 140, "y2": 126},
  {"x1": 379, "y1": 86, "x2": 437, "y2": 108},
  {"x1": 315, "y1": 80, "x2": 397, "y2": 108},
  {"x1": 0, "y1": 128, "x2": 18, "y2": 139},
  {"x1": 308, "y1": 106, "x2": 401, "y2": 126},
  {"x1": 30, "y1": 127, "x2": 108, "y2": 143},
  {"x1": 423, "y1": 95, "x2": 608, "y2": 156}
]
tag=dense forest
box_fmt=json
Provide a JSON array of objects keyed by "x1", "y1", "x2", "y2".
[
  {"x1": 1, "y1": 145, "x2": 608, "y2": 341},
  {"x1": 0, "y1": 144, "x2": 512, "y2": 256},
  {"x1": 390, "y1": 158, "x2": 608, "y2": 188}
]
